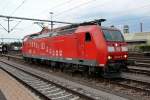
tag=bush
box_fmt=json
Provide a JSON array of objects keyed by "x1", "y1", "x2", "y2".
[{"x1": 139, "y1": 45, "x2": 150, "y2": 52}]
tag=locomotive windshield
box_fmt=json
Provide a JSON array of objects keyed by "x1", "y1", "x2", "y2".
[{"x1": 102, "y1": 30, "x2": 124, "y2": 42}]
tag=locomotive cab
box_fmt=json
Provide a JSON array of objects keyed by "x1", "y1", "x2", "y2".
[{"x1": 101, "y1": 27, "x2": 128, "y2": 77}]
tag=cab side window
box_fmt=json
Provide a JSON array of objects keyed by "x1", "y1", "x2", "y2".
[{"x1": 85, "y1": 32, "x2": 91, "y2": 42}]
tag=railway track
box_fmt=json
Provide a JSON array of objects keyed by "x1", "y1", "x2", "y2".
[
  {"x1": 127, "y1": 53, "x2": 150, "y2": 76},
  {"x1": 127, "y1": 54, "x2": 150, "y2": 75},
  {"x1": 0, "y1": 61, "x2": 105, "y2": 100},
  {"x1": 94, "y1": 73, "x2": 150, "y2": 99},
  {"x1": 126, "y1": 66, "x2": 150, "y2": 76},
  {"x1": 1, "y1": 55, "x2": 150, "y2": 99},
  {"x1": 116, "y1": 75, "x2": 150, "y2": 94}
]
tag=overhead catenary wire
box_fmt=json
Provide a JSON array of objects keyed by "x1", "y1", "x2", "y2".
[
  {"x1": 0, "y1": 0, "x2": 27, "y2": 33},
  {"x1": 42, "y1": 0, "x2": 98, "y2": 28},
  {"x1": 55, "y1": 1, "x2": 150, "y2": 25},
  {"x1": 10, "y1": 0, "x2": 27, "y2": 15},
  {"x1": 54, "y1": 0, "x2": 96, "y2": 16},
  {"x1": 9, "y1": 0, "x2": 28, "y2": 32},
  {"x1": 1, "y1": 0, "x2": 150, "y2": 34},
  {"x1": 21, "y1": 0, "x2": 74, "y2": 31},
  {"x1": 10, "y1": 21, "x2": 22, "y2": 32},
  {"x1": 106, "y1": 13, "x2": 150, "y2": 26},
  {"x1": 0, "y1": 14, "x2": 75, "y2": 33},
  {"x1": 0, "y1": 23, "x2": 8, "y2": 32},
  {"x1": 55, "y1": 0, "x2": 114, "y2": 21},
  {"x1": 104, "y1": 4, "x2": 150, "y2": 24},
  {"x1": 48, "y1": 0, "x2": 72, "y2": 11},
  {"x1": 35, "y1": 0, "x2": 73, "y2": 16},
  {"x1": 105, "y1": 3, "x2": 150, "y2": 24},
  {"x1": 0, "y1": 15, "x2": 74, "y2": 24}
]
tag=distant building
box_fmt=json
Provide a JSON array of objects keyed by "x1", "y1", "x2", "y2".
[
  {"x1": 123, "y1": 25, "x2": 129, "y2": 34},
  {"x1": 123, "y1": 32, "x2": 150, "y2": 51}
]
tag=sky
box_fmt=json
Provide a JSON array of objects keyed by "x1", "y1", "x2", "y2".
[{"x1": 0, "y1": 0, "x2": 150, "y2": 42}]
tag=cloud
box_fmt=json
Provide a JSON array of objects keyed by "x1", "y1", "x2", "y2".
[{"x1": 0, "y1": 0, "x2": 150, "y2": 40}]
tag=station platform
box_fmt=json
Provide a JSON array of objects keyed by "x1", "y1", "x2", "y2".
[
  {"x1": 0, "y1": 90, "x2": 6, "y2": 100},
  {"x1": 0, "y1": 69, "x2": 39, "y2": 100}
]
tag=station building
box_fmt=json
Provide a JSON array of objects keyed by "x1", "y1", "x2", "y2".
[{"x1": 123, "y1": 32, "x2": 150, "y2": 51}]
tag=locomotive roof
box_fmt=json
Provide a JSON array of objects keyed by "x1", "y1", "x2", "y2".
[
  {"x1": 26, "y1": 18, "x2": 121, "y2": 38},
  {"x1": 26, "y1": 24, "x2": 120, "y2": 40},
  {"x1": 101, "y1": 26, "x2": 120, "y2": 31}
]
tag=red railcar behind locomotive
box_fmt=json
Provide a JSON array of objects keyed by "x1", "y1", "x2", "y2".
[{"x1": 22, "y1": 20, "x2": 128, "y2": 77}]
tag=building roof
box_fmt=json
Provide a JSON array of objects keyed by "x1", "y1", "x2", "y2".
[{"x1": 123, "y1": 32, "x2": 150, "y2": 44}]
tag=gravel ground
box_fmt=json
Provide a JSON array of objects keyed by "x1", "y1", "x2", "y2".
[{"x1": 0, "y1": 68, "x2": 40, "y2": 100}]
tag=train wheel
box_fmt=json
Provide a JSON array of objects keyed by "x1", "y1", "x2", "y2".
[
  {"x1": 121, "y1": 65, "x2": 129, "y2": 71},
  {"x1": 58, "y1": 62, "x2": 64, "y2": 72},
  {"x1": 50, "y1": 61, "x2": 57, "y2": 71},
  {"x1": 101, "y1": 67, "x2": 121, "y2": 78}
]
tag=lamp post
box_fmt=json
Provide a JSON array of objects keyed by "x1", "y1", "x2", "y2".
[{"x1": 49, "y1": 12, "x2": 53, "y2": 31}]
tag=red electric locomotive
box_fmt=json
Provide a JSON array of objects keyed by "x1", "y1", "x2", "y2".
[{"x1": 22, "y1": 19, "x2": 128, "y2": 78}]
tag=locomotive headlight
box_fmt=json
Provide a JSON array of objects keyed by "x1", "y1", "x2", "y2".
[
  {"x1": 115, "y1": 43, "x2": 118, "y2": 47},
  {"x1": 108, "y1": 56, "x2": 112, "y2": 60},
  {"x1": 123, "y1": 54, "x2": 128, "y2": 58},
  {"x1": 121, "y1": 46, "x2": 128, "y2": 51},
  {"x1": 108, "y1": 46, "x2": 115, "y2": 52}
]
